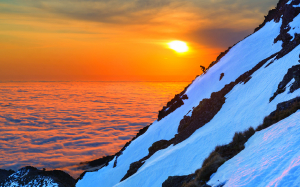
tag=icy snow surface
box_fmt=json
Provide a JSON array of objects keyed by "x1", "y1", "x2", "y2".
[
  {"x1": 208, "y1": 110, "x2": 300, "y2": 187},
  {"x1": 76, "y1": 18, "x2": 284, "y2": 187}
]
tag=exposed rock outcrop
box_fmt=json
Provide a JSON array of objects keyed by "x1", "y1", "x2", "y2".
[
  {"x1": 270, "y1": 65, "x2": 300, "y2": 102},
  {"x1": 158, "y1": 94, "x2": 188, "y2": 121},
  {"x1": 0, "y1": 169, "x2": 14, "y2": 183},
  {"x1": 219, "y1": 73, "x2": 224, "y2": 81}
]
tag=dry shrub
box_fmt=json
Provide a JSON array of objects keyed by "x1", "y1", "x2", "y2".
[
  {"x1": 197, "y1": 152, "x2": 226, "y2": 182},
  {"x1": 180, "y1": 98, "x2": 300, "y2": 187},
  {"x1": 257, "y1": 98, "x2": 300, "y2": 131},
  {"x1": 183, "y1": 152, "x2": 225, "y2": 187}
]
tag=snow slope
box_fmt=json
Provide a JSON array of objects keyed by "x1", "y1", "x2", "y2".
[
  {"x1": 76, "y1": 18, "x2": 283, "y2": 187},
  {"x1": 76, "y1": 0, "x2": 300, "y2": 186},
  {"x1": 208, "y1": 110, "x2": 300, "y2": 187},
  {"x1": 113, "y1": 31, "x2": 300, "y2": 187}
]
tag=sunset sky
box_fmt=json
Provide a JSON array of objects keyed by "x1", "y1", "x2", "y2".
[{"x1": 0, "y1": 0, "x2": 278, "y2": 81}]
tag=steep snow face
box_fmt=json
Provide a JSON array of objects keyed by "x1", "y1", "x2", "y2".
[
  {"x1": 208, "y1": 110, "x2": 300, "y2": 187},
  {"x1": 76, "y1": 18, "x2": 284, "y2": 187},
  {"x1": 112, "y1": 31, "x2": 300, "y2": 187}
]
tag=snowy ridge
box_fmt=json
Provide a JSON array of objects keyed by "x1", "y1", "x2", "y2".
[
  {"x1": 1, "y1": 167, "x2": 58, "y2": 187},
  {"x1": 76, "y1": 0, "x2": 300, "y2": 186},
  {"x1": 0, "y1": 166, "x2": 75, "y2": 187}
]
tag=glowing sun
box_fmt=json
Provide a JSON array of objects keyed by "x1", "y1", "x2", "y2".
[{"x1": 168, "y1": 41, "x2": 188, "y2": 53}]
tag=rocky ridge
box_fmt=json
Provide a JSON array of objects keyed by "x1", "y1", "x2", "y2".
[{"x1": 0, "y1": 166, "x2": 75, "y2": 187}]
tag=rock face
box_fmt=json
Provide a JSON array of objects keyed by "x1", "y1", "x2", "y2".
[
  {"x1": 0, "y1": 166, "x2": 75, "y2": 187},
  {"x1": 219, "y1": 73, "x2": 224, "y2": 81},
  {"x1": 162, "y1": 175, "x2": 195, "y2": 187},
  {"x1": 158, "y1": 94, "x2": 189, "y2": 121},
  {"x1": 270, "y1": 65, "x2": 300, "y2": 101},
  {"x1": 76, "y1": 0, "x2": 300, "y2": 186},
  {"x1": 0, "y1": 169, "x2": 14, "y2": 183}
]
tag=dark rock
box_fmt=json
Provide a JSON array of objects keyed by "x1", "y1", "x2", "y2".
[
  {"x1": 274, "y1": 1, "x2": 300, "y2": 59},
  {"x1": 178, "y1": 115, "x2": 192, "y2": 133},
  {"x1": 120, "y1": 161, "x2": 145, "y2": 182},
  {"x1": 148, "y1": 140, "x2": 170, "y2": 155},
  {"x1": 254, "y1": 0, "x2": 296, "y2": 32},
  {"x1": 86, "y1": 155, "x2": 115, "y2": 169},
  {"x1": 242, "y1": 76, "x2": 252, "y2": 84},
  {"x1": 0, "y1": 169, "x2": 14, "y2": 183},
  {"x1": 162, "y1": 175, "x2": 195, "y2": 187},
  {"x1": 257, "y1": 97, "x2": 300, "y2": 131},
  {"x1": 158, "y1": 94, "x2": 189, "y2": 121},
  {"x1": 270, "y1": 65, "x2": 300, "y2": 102},
  {"x1": 290, "y1": 69, "x2": 300, "y2": 92},
  {"x1": 219, "y1": 73, "x2": 225, "y2": 81},
  {"x1": 277, "y1": 97, "x2": 300, "y2": 111}
]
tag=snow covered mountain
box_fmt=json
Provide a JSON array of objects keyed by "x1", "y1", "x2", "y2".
[
  {"x1": 2, "y1": 0, "x2": 300, "y2": 186},
  {"x1": 0, "y1": 166, "x2": 75, "y2": 187},
  {"x1": 76, "y1": 0, "x2": 300, "y2": 186}
]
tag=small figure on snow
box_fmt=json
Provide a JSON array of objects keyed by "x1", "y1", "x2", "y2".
[{"x1": 200, "y1": 65, "x2": 206, "y2": 74}]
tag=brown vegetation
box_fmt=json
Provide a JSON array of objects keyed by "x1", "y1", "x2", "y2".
[
  {"x1": 182, "y1": 127, "x2": 254, "y2": 187},
  {"x1": 258, "y1": 97, "x2": 300, "y2": 131}
]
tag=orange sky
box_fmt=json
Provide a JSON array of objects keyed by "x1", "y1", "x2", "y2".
[{"x1": 0, "y1": 0, "x2": 278, "y2": 81}]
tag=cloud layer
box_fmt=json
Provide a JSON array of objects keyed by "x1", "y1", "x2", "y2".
[{"x1": 0, "y1": 82, "x2": 188, "y2": 178}]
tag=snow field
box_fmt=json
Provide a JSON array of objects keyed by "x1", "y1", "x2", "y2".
[{"x1": 208, "y1": 110, "x2": 300, "y2": 187}]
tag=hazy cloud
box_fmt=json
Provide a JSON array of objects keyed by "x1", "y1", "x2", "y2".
[
  {"x1": 1, "y1": 0, "x2": 279, "y2": 48},
  {"x1": 1, "y1": 0, "x2": 278, "y2": 25},
  {"x1": 190, "y1": 28, "x2": 253, "y2": 48}
]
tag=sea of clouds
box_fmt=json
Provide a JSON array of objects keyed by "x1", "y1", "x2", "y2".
[{"x1": 0, "y1": 81, "x2": 188, "y2": 177}]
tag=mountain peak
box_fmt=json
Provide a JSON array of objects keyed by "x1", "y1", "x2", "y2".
[{"x1": 255, "y1": 0, "x2": 300, "y2": 32}]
